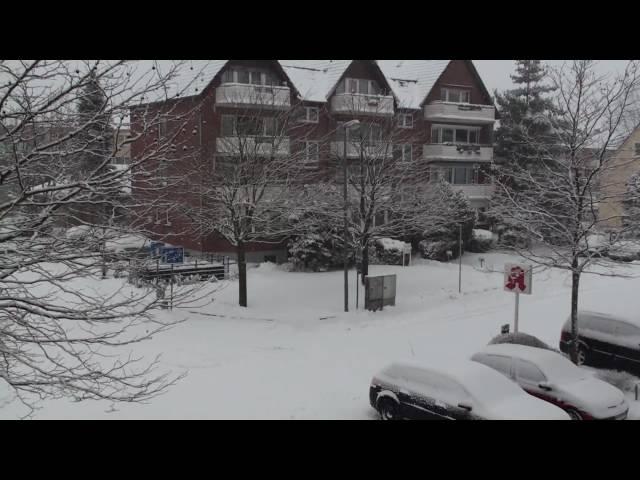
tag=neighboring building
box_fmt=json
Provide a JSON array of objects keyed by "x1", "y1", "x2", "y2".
[
  {"x1": 130, "y1": 60, "x2": 497, "y2": 261},
  {"x1": 597, "y1": 125, "x2": 640, "y2": 229}
]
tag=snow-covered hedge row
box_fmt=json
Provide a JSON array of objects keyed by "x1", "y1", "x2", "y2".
[
  {"x1": 468, "y1": 229, "x2": 496, "y2": 253},
  {"x1": 369, "y1": 238, "x2": 410, "y2": 265}
]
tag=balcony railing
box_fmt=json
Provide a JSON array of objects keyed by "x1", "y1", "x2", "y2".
[
  {"x1": 330, "y1": 93, "x2": 395, "y2": 116},
  {"x1": 450, "y1": 184, "x2": 494, "y2": 200},
  {"x1": 330, "y1": 141, "x2": 393, "y2": 159},
  {"x1": 215, "y1": 83, "x2": 291, "y2": 109},
  {"x1": 216, "y1": 136, "x2": 290, "y2": 156},
  {"x1": 423, "y1": 143, "x2": 493, "y2": 162},
  {"x1": 424, "y1": 101, "x2": 495, "y2": 124}
]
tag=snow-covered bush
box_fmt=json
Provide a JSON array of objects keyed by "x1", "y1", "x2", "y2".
[
  {"x1": 287, "y1": 231, "x2": 346, "y2": 272},
  {"x1": 469, "y1": 229, "x2": 496, "y2": 253},
  {"x1": 488, "y1": 332, "x2": 555, "y2": 351},
  {"x1": 369, "y1": 238, "x2": 409, "y2": 265},
  {"x1": 498, "y1": 227, "x2": 531, "y2": 249},
  {"x1": 418, "y1": 239, "x2": 458, "y2": 261},
  {"x1": 605, "y1": 241, "x2": 640, "y2": 262}
]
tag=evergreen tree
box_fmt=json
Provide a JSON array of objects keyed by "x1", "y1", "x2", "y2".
[
  {"x1": 494, "y1": 60, "x2": 557, "y2": 173},
  {"x1": 77, "y1": 70, "x2": 113, "y2": 177}
]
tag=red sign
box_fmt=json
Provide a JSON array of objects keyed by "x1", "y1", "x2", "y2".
[{"x1": 504, "y1": 263, "x2": 532, "y2": 295}]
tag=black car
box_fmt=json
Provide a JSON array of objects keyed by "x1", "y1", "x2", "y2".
[
  {"x1": 559, "y1": 311, "x2": 640, "y2": 375},
  {"x1": 369, "y1": 360, "x2": 569, "y2": 420}
]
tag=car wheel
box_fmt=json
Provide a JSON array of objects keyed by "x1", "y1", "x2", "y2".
[
  {"x1": 576, "y1": 345, "x2": 588, "y2": 366},
  {"x1": 378, "y1": 398, "x2": 399, "y2": 421},
  {"x1": 566, "y1": 408, "x2": 583, "y2": 420}
]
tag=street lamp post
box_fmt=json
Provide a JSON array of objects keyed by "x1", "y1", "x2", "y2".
[{"x1": 342, "y1": 119, "x2": 360, "y2": 312}]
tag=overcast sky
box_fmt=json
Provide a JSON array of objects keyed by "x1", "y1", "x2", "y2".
[{"x1": 473, "y1": 60, "x2": 632, "y2": 94}]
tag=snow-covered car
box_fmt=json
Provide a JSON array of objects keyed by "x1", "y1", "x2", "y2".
[
  {"x1": 560, "y1": 311, "x2": 640, "y2": 375},
  {"x1": 471, "y1": 344, "x2": 628, "y2": 420},
  {"x1": 369, "y1": 360, "x2": 570, "y2": 420}
]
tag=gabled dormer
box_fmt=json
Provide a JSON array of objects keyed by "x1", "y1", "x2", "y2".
[
  {"x1": 213, "y1": 60, "x2": 296, "y2": 110},
  {"x1": 423, "y1": 60, "x2": 496, "y2": 125},
  {"x1": 328, "y1": 60, "x2": 395, "y2": 117}
]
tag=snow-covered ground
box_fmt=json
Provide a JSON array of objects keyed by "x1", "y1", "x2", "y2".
[{"x1": 1, "y1": 251, "x2": 639, "y2": 419}]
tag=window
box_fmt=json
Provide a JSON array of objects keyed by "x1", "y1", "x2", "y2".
[
  {"x1": 394, "y1": 144, "x2": 412, "y2": 163},
  {"x1": 635, "y1": 143, "x2": 640, "y2": 157},
  {"x1": 515, "y1": 359, "x2": 546, "y2": 384},
  {"x1": 221, "y1": 68, "x2": 276, "y2": 86},
  {"x1": 300, "y1": 106, "x2": 319, "y2": 123},
  {"x1": 220, "y1": 115, "x2": 279, "y2": 137},
  {"x1": 398, "y1": 113, "x2": 413, "y2": 129},
  {"x1": 441, "y1": 87, "x2": 471, "y2": 103},
  {"x1": 158, "y1": 115, "x2": 169, "y2": 139},
  {"x1": 303, "y1": 141, "x2": 319, "y2": 165},
  {"x1": 431, "y1": 125, "x2": 480, "y2": 144},
  {"x1": 441, "y1": 166, "x2": 478, "y2": 185},
  {"x1": 340, "y1": 78, "x2": 382, "y2": 95},
  {"x1": 615, "y1": 322, "x2": 640, "y2": 338},
  {"x1": 374, "y1": 209, "x2": 387, "y2": 227},
  {"x1": 338, "y1": 122, "x2": 382, "y2": 144},
  {"x1": 475, "y1": 355, "x2": 512, "y2": 378}
]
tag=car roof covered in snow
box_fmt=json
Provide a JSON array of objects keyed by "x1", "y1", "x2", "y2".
[
  {"x1": 388, "y1": 358, "x2": 522, "y2": 389},
  {"x1": 563, "y1": 310, "x2": 640, "y2": 329},
  {"x1": 477, "y1": 344, "x2": 589, "y2": 380}
]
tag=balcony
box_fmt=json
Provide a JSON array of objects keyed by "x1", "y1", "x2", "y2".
[
  {"x1": 330, "y1": 141, "x2": 393, "y2": 159},
  {"x1": 330, "y1": 93, "x2": 394, "y2": 116},
  {"x1": 423, "y1": 144, "x2": 493, "y2": 162},
  {"x1": 215, "y1": 83, "x2": 291, "y2": 109},
  {"x1": 424, "y1": 101, "x2": 495, "y2": 124},
  {"x1": 216, "y1": 137, "x2": 290, "y2": 156},
  {"x1": 450, "y1": 184, "x2": 494, "y2": 200}
]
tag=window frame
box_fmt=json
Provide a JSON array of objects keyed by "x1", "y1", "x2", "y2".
[
  {"x1": 303, "y1": 141, "x2": 320, "y2": 164},
  {"x1": 431, "y1": 124, "x2": 481, "y2": 145},
  {"x1": 394, "y1": 143, "x2": 413, "y2": 163},
  {"x1": 398, "y1": 113, "x2": 414, "y2": 129},
  {"x1": 514, "y1": 359, "x2": 547, "y2": 385},
  {"x1": 301, "y1": 106, "x2": 319, "y2": 124},
  {"x1": 441, "y1": 87, "x2": 471, "y2": 104},
  {"x1": 342, "y1": 77, "x2": 381, "y2": 96}
]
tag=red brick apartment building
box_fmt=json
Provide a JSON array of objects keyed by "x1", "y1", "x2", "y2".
[{"x1": 130, "y1": 60, "x2": 497, "y2": 262}]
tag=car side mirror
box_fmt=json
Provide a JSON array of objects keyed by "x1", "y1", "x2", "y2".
[
  {"x1": 457, "y1": 402, "x2": 472, "y2": 412},
  {"x1": 538, "y1": 382, "x2": 553, "y2": 391}
]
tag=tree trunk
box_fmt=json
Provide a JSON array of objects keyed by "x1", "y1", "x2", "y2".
[
  {"x1": 238, "y1": 243, "x2": 247, "y2": 308},
  {"x1": 361, "y1": 242, "x2": 369, "y2": 285},
  {"x1": 570, "y1": 259, "x2": 580, "y2": 363}
]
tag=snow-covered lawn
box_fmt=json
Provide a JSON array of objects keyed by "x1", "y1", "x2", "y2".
[{"x1": 1, "y1": 251, "x2": 639, "y2": 419}]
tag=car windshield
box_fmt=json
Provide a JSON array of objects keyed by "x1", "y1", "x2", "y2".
[{"x1": 538, "y1": 355, "x2": 588, "y2": 383}]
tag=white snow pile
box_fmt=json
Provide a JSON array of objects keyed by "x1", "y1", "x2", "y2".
[
  {"x1": 377, "y1": 238, "x2": 409, "y2": 252},
  {"x1": 472, "y1": 229, "x2": 494, "y2": 241},
  {"x1": 105, "y1": 234, "x2": 150, "y2": 252}
]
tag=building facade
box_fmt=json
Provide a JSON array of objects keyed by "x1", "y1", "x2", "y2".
[
  {"x1": 597, "y1": 125, "x2": 640, "y2": 229},
  {"x1": 130, "y1": 60, "x2": 497, "y2": 262}
]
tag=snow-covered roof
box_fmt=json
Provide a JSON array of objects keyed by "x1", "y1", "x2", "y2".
[
  {"x1": 137, "y1": 60, "x2": 229, "y2": 105},
  {"x1": 281, "y1": 60, "x2": 453, "y2": 107},
  {"x1": 135, "y1": 60, "x2": 455, "y2": 107},
  {"x1": 377, "y1": 60, "x2": 451, "y2": 110},
  {"x1": 279, "y1": 60, "x2": 352, "y2": 103}
]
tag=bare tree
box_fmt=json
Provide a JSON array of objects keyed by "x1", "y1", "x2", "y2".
[
  {"x1": 177, "y1": 88, "x2": 325, "y2": 307},
  {"x1": 490, "y1": 60, "x2": 640, "y2": 363},
  {"x1": 0, "y1": 60, "x2": 210, "y2": 415}
]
